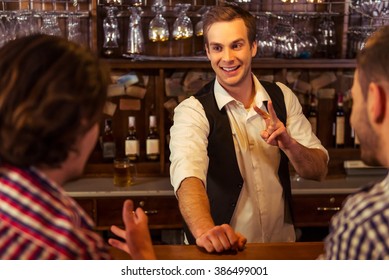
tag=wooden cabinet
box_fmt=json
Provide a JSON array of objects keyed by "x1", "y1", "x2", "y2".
[
  {"x1": 292, "y1": 193, "x2": 348, "y2": 227},
  {"x1": 75, "y1": 196, "x2": 182, "y2": 231}
]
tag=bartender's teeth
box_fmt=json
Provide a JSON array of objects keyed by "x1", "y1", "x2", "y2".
[{"x1": 222, "y1": 66, "x2": 238, "y2": 72}]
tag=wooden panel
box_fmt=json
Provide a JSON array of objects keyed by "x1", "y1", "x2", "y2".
[
  {"x1": 292, "y1": 194, "x2": 348, "y2": 227},
  {"x1": 95, "y1": 196, "x2": 182, "y2": 230},
  {"x1": 110, "y1": 242, "x2": 324, "y2": 260}
]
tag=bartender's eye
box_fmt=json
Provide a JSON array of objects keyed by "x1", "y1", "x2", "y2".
[
  {"x1": 211, "y1": 45, "x2": 222, "y2": 52},
  {"x1": 232, "y1": 43, "x2": 243, "y2": 50}
]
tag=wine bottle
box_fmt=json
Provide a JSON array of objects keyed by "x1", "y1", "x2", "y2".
[
  {"x1": 333, "y1": 94, "x2": 345, "y2": 148},
  {"x1": 146, "y1": 115, "x2": 160, "y2": 161},
  {"x1": 125, "y1": 116, "x2": 140, "y2": 162},
  {"x1": 102, "y1": 118, "x2": 116, "y2": 161}
]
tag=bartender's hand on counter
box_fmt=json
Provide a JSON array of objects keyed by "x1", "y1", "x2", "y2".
[
  {"x1": 109, "y1": 200, "x2": 156, "y2": 260},
  {"x1": 195, "y1": 224, "x2": 247, "y2": 253}
]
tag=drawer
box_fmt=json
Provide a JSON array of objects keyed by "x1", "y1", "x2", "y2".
[
  {"x1": 292, "y1": 194, "x2": 349, "y2": 227},
  {"x1": 95, "y1": 196, "x2": 182, "y2": 230}
]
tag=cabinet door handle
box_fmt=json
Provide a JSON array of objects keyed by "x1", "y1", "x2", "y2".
[
  {"x1": 144, "y1": 210, "x2": 158, "y2": 215},
  {"x1": 316, "y1": 207, "x2": 340, "y2": 211}
]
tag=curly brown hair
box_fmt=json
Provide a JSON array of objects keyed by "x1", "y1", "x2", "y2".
[{"x1": 0, "y1": 34, "x2": 110, "y2": 167}]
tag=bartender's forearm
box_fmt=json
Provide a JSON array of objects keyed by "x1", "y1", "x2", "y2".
[
  {"x1": 176, "y1": 177, "x2": 215, "y2": 239},
  {"x1": 283, "y1": 139, "x2": 328, "y2": 181}
]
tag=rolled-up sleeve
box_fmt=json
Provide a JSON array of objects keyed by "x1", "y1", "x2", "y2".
[{"x1": 169, "y1": 97, "x2": 210, "y2": 194}]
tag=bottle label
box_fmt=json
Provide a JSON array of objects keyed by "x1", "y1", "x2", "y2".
[
  {"x1": 103, "y1": 142, "x2": 115, "y2": 158},
  {"x1": 146, "y1": 139, "x2": 159, "y2": 155},
  {"x1": 125, "y1": 140, "x2": 140, "y2": 156},
  {"x1": 336, "y1": 116, "x2": 345, "y2": 145}
]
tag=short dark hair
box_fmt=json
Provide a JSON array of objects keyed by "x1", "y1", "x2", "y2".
[
  {"x1": 0, "y1": 34, "x2": 110, "y2": 167},
  {"x1": 203, "y1": 4, "x2": 257, "y2": 47},
  {"x1": 357, "y1": 26, "x2": 389, "y2": 99}
]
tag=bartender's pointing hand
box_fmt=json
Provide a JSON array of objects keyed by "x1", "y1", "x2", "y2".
[
  {"x1": 109, "y1": 199, "x2": 156, "y2": 260},
  {"x1": 195, "y1": 224, "x2": 247, "y2": 253},
  {"x1": 254, "y1": 100, "x2": 292, "y2": 149}
]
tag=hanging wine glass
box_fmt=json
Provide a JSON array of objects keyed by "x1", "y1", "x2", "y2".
[
  {"x1": 172, "y1": 3, "x2": 193, "y2": 40},
  {"x1": 127, "y1": 7, "x2": 144, "y2": 54},
  {"x1": 67, "y1": 12, "x2": 82, "y2": 43},
  {"x1": 284, "y1": 26, "x2": 301, "y2": 58},
  {"x1": 315, "y1": 15, "x2": 337, "y2": 58},
  {"x1": 257, "y1": 14, "x2": 276, "y2": 58},
  {"x1": 194, "y1": 6, "x2": 210, "y2": 55},
  {"x1": 0, "y1": 18, "x2": 6, "y2": 47},
  {"x1": 273, "y1": 15, "x2": 293, "y2": 58},
  {"x1": 296, "y1": 15, "x2": 318, "y2": 58},
  {"x1": 103, "y1": 6, "x2": 120, "y2": 55},
  {"x1": 148, "y1": 1, "x2": 169, "y2": 42},
  {"x1": 194, "y1": 6, "x2": 210, "y2": 37},
  {"x1": 14, "y1": 10, "x2": 37, "y2": 38},
  {"x1": 40, "y1": 12, "x2": 62, "y2": 36}
]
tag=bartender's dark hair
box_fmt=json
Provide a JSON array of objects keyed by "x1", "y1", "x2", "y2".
[
  {"x1": 0, "y1": 34, "x2": 110, "y2": 167},
  {"x1": 357, "y1": 25, "x2": 389, "y2": 99},
  {"x1": 203, "y1": 4, "x2": 256, "y2": 47}
]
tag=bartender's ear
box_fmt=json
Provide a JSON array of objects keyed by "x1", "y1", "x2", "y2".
[
  {"x1": 251, "y1": 40, "x2": 257, "y2": 58},
  {"x1": 368, "y1": 82, "x2": 386, "y2": 124}
]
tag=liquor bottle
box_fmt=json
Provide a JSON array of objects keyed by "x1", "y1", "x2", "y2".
[
  {"x1": 146, "y1": 115, "x2": 160, "y2": 161},
  {"x1": 102, "y1": 118, "x2": 116, "y2": 161},
  {"x1": 308, "y1": 94, "x2": 318, "y2": 135},
  {"x1": 333, "y1": 94, "x2": 345, "y2": 148},
  {"x1": 125, "y1": 116, "x2": 140, "y2": 162}
]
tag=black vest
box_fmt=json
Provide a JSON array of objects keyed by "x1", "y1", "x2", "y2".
[{"x1": 184, "y1": 79, "x2": 293, "y2": 244}]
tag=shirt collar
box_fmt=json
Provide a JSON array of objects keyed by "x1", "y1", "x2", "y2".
[{"x1": 213, "y1": 75, "x2": 271, "y2": 111}]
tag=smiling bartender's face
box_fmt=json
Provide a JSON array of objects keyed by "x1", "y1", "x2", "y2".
[{"x1": 205, "y1": 18, "x2": 257, "y2": 93}]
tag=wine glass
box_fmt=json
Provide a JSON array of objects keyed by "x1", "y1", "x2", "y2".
[
  {"x1": 172, "y1": 3, "x2": 193, "y2": 40},
  {"x1": 315, "y1": 15, "x2": 337, "y2": 58},
  {"x1": 273, "y1": 15, "x2": 295, "y2": 58},
  {"x1": 0, "y1": 17, "x2": 7, "y2": 47},
  {"x1": 296, "y1": 15, "x2": 318, "y2": 58},
  {"x1": 127, "y1": 7, "x2": 144, "y2": 54},
  {"x1": 67, "y1": 12, "x2": 82, "y2": 43},
  {"x1": 257, "y1": 14, "x2": 276, "y2": 58},
  {"x1": 148, "y1": 1, "x2": 169, "y2": 42},
  {"x1": 14, "y1": 10, "x2": 38, "y2": 38},
  {"x1": 103, "y1": 6, "x2": 120, "y2": 55},
  {"x1": 40, "y1": 12, "x2": 62, "y2": 36},
  {"x1": 194, "y1": 6, "x2": 210, "y2": 37},
  {"x1": 194, "y1": 6, "x2": 210, "y2": 56}
]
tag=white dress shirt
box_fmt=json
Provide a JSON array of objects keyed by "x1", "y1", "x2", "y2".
[{"x1": 170, "y1": 75, "x2": 328, "y2": 243}]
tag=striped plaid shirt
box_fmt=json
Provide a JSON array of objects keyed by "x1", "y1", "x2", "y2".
[
  {"x1": 321, "y1": 173, "x2": 389, "y2": 259},
  {"x1": 0, "y1": 164, "x2": 111, "y2": 259}
]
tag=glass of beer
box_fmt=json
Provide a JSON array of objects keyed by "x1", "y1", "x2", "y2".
[{"x1": 113, "y1": 158, "x2": 137, "y2": 187}]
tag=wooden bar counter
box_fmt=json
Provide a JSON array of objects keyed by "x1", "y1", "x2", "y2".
[{"x1": 110, "y1": 242, "x2": 324, "y2": 260}]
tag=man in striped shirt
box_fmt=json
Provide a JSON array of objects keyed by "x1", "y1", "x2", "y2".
[
  {"x1": 321, "y1": 26, "x2": 389, "y2": 259},
  {"x1": 0, "y1": 35, "x2": 155, "y2": 260}
]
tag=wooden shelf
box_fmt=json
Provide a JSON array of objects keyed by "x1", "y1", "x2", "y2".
[{"x1": 105, "y1": 58, "x2": 357, "y2": 70}]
